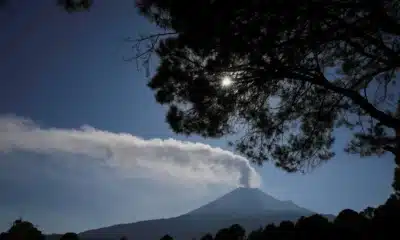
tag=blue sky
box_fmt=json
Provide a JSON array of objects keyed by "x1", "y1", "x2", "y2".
[{"x1": 0, "y1": 0, "x2": 396, "y2": 234}]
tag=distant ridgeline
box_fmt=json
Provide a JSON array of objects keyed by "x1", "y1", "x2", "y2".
[{"x1": 1, "y1": 194, "x2": 399, "y2": 240}]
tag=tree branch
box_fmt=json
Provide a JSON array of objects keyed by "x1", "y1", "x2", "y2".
[
  {"x1": 300, "y1": 73, "x2": 400, "y2": 129},
  {"x1": 383, "y1": 145, "x2": 397, "y2": 155}
]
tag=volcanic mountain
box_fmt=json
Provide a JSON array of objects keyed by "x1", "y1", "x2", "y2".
[
  {"x1": 185, "y1": 187, "x2": 312, "y2": 218},
  {"x1": 78, "y1": 187, "x2": 327, "y2": 240}
]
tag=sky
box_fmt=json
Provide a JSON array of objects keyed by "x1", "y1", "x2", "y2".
[{"x1": 0, "y1": 0, "x2": 397, "y2": 234}]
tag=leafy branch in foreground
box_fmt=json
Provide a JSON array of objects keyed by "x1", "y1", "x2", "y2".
[{"x1": 134, "y1": 0, "x2": 400, "y2": 194}]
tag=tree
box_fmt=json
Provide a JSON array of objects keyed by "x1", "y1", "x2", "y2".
[
  {"x1": 295, "y1": 214, "x2": 331, "y2": 239},
  {"x1": 227, "y1": 224, "x2": 245, "y2": 240},
  {"x1": 60, "y1": 232, "x2": 80, "y2": 240},
  {"x1": 334, "y1": 209, "x2": 368, "y2": 239},
  {"x1": 214, "y1": 225, "x2": 245, "y2": 240},
  {"x1": 246, "y1": 228, "x2": 263, "y2": 240},
  {"x1": 278, "y1": 221, "x2": 295, "y2": 239},
  {"x1": 135, "y1": 0, "x2": 400, "y2": 194},
  {"x1": 214, "y1": 228, "x2": 230, "y2": 240},
  {"x1": 262, "y1": 224, "x2": 278, "y2": 240},
  {"x1": 0, "y1": 232, "x2": 7, "y2": 240},
  {"x1": 372, "y1": 194, "x2": 400, "y2": 236},
  {"x1": 1, "y1": 219, "x2": 45, "y2": 240},
  {"x1": 160, "y1": 234, "x2": 174, "y2": 240},
  {"x1": 360, "y1": 206, "x2": 376, "y2": 219},
  {"x1": 200, "y1": 233, "x2": 213, "y2": 240}
]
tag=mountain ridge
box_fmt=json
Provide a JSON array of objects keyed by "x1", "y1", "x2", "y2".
[
  {"x1": 182, "y1": 187, "x2": 313, "y2": 218},
  {"x1": 78, "y1": 187, "x2": 333, "y2": 240}
]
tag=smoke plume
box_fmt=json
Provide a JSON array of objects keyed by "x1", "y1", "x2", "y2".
[{"x1": 0, "y1": 115, "x2": 261, "y2": 187}]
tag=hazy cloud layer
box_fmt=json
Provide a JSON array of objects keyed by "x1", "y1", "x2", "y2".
[{"x1": 0, "y1": 115, "x2": 261, "y2": 187}]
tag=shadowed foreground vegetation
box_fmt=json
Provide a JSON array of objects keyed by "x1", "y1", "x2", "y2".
[{"x1": 1, "y1": 195, "x2": 399, "y2": 240}]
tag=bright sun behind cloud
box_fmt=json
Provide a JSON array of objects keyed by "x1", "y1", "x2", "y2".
[{"x1": 221, "y1": 76, "x2": 233, "y2": 87}]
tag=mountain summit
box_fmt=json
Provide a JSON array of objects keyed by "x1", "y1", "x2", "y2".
[
  {"x1": 184, "y1": 187, "x2": 313, "y2": 218},
  {"x1": 79, "y1": 188, "x2": 319, "y2": 240}
]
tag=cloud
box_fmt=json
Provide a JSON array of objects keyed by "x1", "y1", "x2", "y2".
[{"x1": 0, "y1": 115, "x2": 261, "y2": 188}]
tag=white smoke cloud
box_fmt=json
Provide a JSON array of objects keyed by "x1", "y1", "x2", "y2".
[{"x1": 0, "y1": 115, "x2": 261, "y2": 188}]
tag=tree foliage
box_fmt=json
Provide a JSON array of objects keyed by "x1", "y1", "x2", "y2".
[
  {"x1": 60, "y1": 232, "x2": 80, "y2": 240},
  {"x1": 214, "y1": 224, "x2": 246, "y2": 240},
  {"x1": 160, "y1": 234, "x2": 174, "y2": 240},
  {"x1": 134, "y1": 0, "x2": 400, "y2": 194},
  {"x1": 0, "y1": 219, "x2": 45, "y2": 240}
]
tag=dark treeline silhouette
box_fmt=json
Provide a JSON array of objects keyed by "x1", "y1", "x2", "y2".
[
  {"x1": 166, "y1": 195, "x2": 400, "y2": 240},
  {"x1": 0, "y1": 219, "x2": 44, "y2": 240},
  {"x1": 1, "y1": 195, "x2": 399, "y2": 240}
]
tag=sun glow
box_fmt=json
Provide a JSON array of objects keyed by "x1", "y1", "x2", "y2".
[{"x1": 221, "y1": 76, "x2": 233, "y2": 87}]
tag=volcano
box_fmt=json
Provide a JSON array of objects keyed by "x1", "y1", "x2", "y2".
[
  {"x1": 184, "y1": 187, "x2": 312, "y2": 218},
  {"x1": 78, "y1": 188, "x2": 329, "y2": 240}
]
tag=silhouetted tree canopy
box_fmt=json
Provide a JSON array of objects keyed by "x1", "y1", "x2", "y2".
[
  {"x1": 0, "y1": 232, "x2": 7, "y2": 240},
  {"x1": 160, "y1": 234, "x2": 174, "y2": 240},
  {"x1": 214, "y1": 228, "x2": 230, "y2": 240},
  {"x1": 360, "y1": 206, "x2": 376, "y2": 219},
  {"x1": 0, "y1": 219, "x2": 45, "y2": 240},
  {"x1": 135, "y1": 0, "x2": 400, "y2": 194},
  {"x1": 246, "y1": 228, "x2": 263, "y2": 240},
  {"x1": 214, "y1": 224, "x2": 245, "y2": 240},
  {"x1": 60, "y1": 232, "x2": 80, "y2": 240},
  {"x1": 296, "y1": 214, "x2": 331, "y2": 239},
  {"x1": 227, "y1": 224, "x2": 246, "y2": 240},
  {"x1": 200, "y1": 233, "x2": 213, "y2": 240},
  {"x1": 213, "y1": 224, "x2": 246, "y2": 240},
  {"x1": 334, "y1": 209, "x2": 368, "y2": 238}
]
